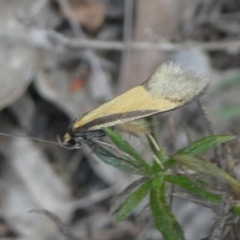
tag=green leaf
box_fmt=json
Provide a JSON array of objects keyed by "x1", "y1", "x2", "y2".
[
  {"x1": 116, "y1": 178, "x2": 153, "y2": 222},
  {"x1": 95, "y1": 146, "x2": 144, "y2": 175},
  {"x1": 104, "y1": 128, "x2": 150, "y2": 173},
  {"x1": 165, "y1": 175, "x2": 221, "y2": 203},
  {"x1": 233, "y1": 204, "x2": 240, "y2": 217},
  {"x1": 196, "y1": 179, "x2": 208, "y2": 188},
  {"x1": 173, "y1": 154, "x2": 240, "y2": 198},
  {"x1": 164, "y1": 135, "x2": 235, "y2": 170},
  {"x1": 150, "y1": 178, "x2": 185, "y2": 240},
  {"x1": 164, "y1": 158, "x2": 178, "y2": 169},
  {"x1": 152, "y1": 160, "x2": 162, "y2": 174},
  {"x1": 177, "y1": 135, "x2": 235, "y2": 156}
]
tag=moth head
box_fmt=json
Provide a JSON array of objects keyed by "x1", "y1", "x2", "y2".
[{"x1": 60, "y1": 132, "x2": 82, "y2": 149}]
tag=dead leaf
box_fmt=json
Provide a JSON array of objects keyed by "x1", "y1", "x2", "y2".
[
  {"x1": 65, "y1": 0, "x2": 105, "y2": 32},
  {"x1": 0, "y1": 41, "x2": 38, "y2": 110}
]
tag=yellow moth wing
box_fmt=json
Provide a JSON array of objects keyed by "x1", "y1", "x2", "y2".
[
  {"x1": 73, "y1": 62, "x2": 209, "y2": 131},
  {"x1": 143, "y1": 62, "x2": 209, "y2": 102},
  {"x1": 73, "y1": 85, "x2": 180, "y2": 130}
]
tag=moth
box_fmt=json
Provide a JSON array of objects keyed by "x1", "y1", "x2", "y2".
[{"x1": 62, "y1": 62, "x2": 209, "y2": 149}]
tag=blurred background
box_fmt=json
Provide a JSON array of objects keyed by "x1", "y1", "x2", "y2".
[{"x1": 0, "y1": 0, "x2": 240, "y2": 239}]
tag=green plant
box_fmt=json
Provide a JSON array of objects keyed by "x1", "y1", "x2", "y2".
[{"x1": 93, "y1": 128, "x2": 239, "y2": 240}]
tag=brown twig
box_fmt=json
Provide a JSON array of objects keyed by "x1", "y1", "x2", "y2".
[
  {"x1": 56, "y1": 0, "x2": 113, "y2": 101},
  {"x1": 231, "y1": 225, "x2": 240, "y2": 240},
  {"x1": 56, "y1": 0, "x2": 84, "y2": 37},
  {"x1": 208, "y1": 195, "x2": 235, "y2": 240},
  {"x1": 56, "y1": 0, "x2": 100, "y2": 66},
  {"x1": 1, "y1": 29, "x2": 240, "y2": 53},
  {"x1": 71, "y1": 186, "x2": 116, "y2": 210},
  {"x1": 29, "y1": 209, "x2": 78, "y2": 240},
  {"x1": 118, "y1": 0, "x2": 134, "y2": 86},
  {"x1": 27, "y1": 0, "x2": 48, "y2": 18}
]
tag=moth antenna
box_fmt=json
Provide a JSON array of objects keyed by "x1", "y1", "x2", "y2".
[{"x1": 0, "y1": 132, "x2": 61, "y2": 147}]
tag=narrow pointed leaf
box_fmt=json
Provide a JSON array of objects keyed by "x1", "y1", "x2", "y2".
[
  {"x1": 177, "y1": 135, "x2": 235, "y2": 156},
  {"x1": 233, "y1": 205, "x2": 240, "y2": 217},
  {"x1": 95, "y1": 146, "x2": 144, "y2": 175},
  {"x1": 173, "y1": 154, "x2": 240, "y2": 198},
  {"x1": 111, "y1": 177, "x2": 149, "y2": 214},
  {"x1": 150, "y1": 178, "x2": 185, "y2": 240},
  {"x1": 165, "y1": 175, "x2": 221, "y2": 203},
  {"x1": 104, "y1": 128, "x2": 150, "y2": 173},
  {"x1": 164, "y1": 158, "x2": 178, "y2": 169},
  {"x1": 164, "y1": 135, "x2": 235, "y2": 170},
  {"x1": 116, "y1": 178, "x2": 153, "y2": 222}
]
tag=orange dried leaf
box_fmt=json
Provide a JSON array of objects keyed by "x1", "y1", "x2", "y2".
[{"x1": 69, "y1": 78, "x2": 86, "y2": 92}]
